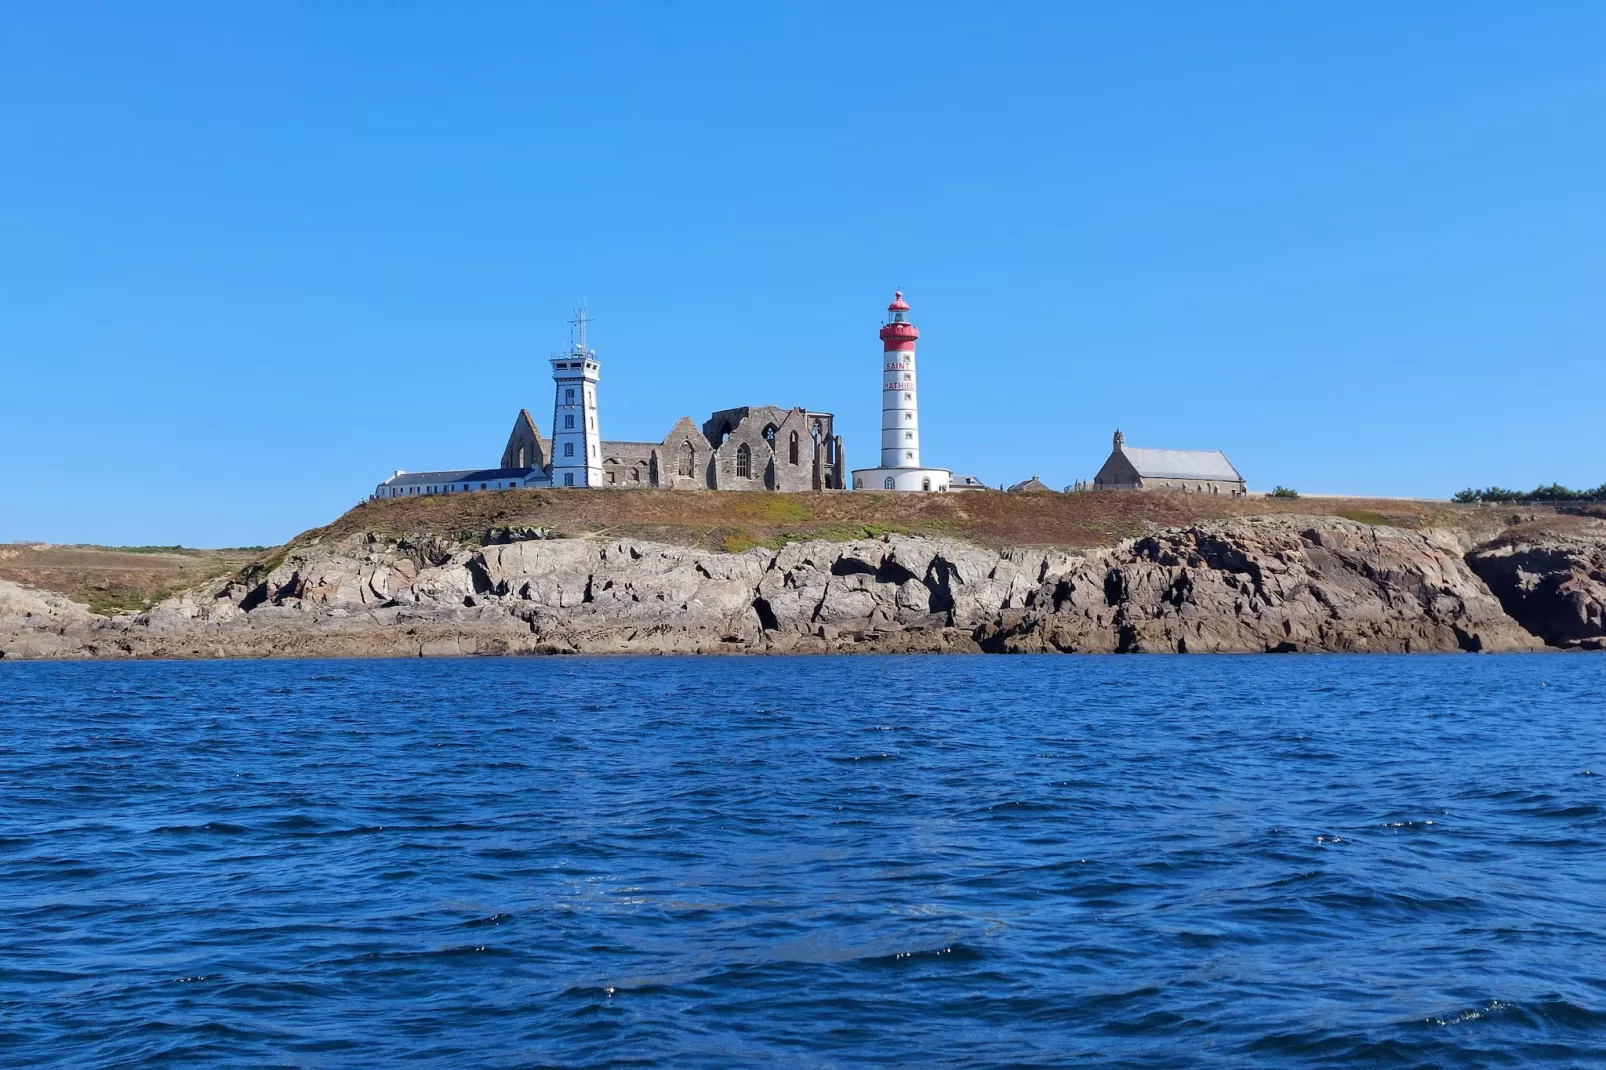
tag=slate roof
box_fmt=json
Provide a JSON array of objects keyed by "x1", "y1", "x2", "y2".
[
  {"x1": 950, "y1": 474, "x2": 987, "y2": 488},
  {"x1": 1121, "y1": 448, "x2": 1243, "y2": 482},
  {"x1": 379, "y1": 468, "x2": 536, "y2": 488}
]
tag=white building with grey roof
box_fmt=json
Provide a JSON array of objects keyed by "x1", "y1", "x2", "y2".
[{"x1": 1084, "y1": 430, "x2": 1247, "y2": 496}]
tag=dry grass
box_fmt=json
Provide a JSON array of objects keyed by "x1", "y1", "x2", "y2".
[
  {"x1": 303, "y1": 488, "x2": 1542, "y2": 554},
  {"x1": 0, "y1": 544, "x2": 259, "y2": 616}
]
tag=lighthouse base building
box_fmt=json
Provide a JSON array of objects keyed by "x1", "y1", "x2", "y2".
[
  {"x1": 851, "y1": 291, "x2": 952, "y2": 493},
  {"x1": 852, "y1": 466, "x2": 952, "y2": 493}
]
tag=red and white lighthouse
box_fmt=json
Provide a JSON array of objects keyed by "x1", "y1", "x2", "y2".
[
  {"x1": 852, "y1": 291, "x2": 952, "y2": 492},
  {"x1": 879, "y1": 291, "x2": 921, "y2": 468}
]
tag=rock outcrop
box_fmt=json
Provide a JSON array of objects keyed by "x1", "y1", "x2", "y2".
[
  {"x1": 0, "y1": 579, "x2": 101, "y2": 659},
  {"x1": 2, "y1": 516, "x2": 1582, "y2": 659},
  {"x1": 1466, "y1": 537, "x2": 1606, "y2": 650}
]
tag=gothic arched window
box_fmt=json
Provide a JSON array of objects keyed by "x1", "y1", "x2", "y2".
[
  {"x1": 763, "y1": 424, "x2": 777, "y2": 446},
  {"x1": 788, "y1": 431, "x2": 799, "y2": 465},
  {"x1": 735, "y1": 443, "x2": 752, "y2": 478},
  {"x1": 678, "y1": 441, "x2": 695, "y2": 477}
]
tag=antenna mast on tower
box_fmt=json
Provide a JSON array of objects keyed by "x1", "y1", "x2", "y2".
[{"x1": 568, "y1": 302, "x2": 592, "y2": 352}]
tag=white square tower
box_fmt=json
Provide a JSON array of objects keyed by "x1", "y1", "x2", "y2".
[{"x1": 549, "y1": 316, "x2": 603, "y2": 488}]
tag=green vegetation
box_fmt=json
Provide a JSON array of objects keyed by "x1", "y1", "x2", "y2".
[
  {"x1": 1454, "y1": 482, "x2": 1606, "y2": 504},
  {"x1": 84, "y1": 587, "x2": 157, "y2": 617},
  {"x1": 1335, "y1": 508, "x2": 1390, "y2": 526},
  {"x1": 1270, "y1": 486, "x2": 1300, "y2": 499}
]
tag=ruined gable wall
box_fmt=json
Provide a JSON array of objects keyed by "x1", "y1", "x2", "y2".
[
  {"x1": 501, "y1": 410, "x2": 548, "y2": 471},
  {"x1": 709, "y1": 409, "x2": 785, "y2": 490},
  {"x1": 659, "y1": 416, "x2": 711, "y2": 489}
]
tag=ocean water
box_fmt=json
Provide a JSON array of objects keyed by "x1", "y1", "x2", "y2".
[{"x1": 1, "y1": 655, "x2": 1604, "y2": 1068}]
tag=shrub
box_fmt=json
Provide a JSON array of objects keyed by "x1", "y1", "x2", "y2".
[
  {"x1": 1269, "y1": 486, "x2": 1300, "y2": 499},
  {"x1": 1450, "y1": 482, "x2": 1605, "y2": 504}
]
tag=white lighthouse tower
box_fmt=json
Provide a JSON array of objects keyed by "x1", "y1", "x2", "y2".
[
  {"x1": 851, "y1": 291, "x2": 951, "y2": 492},
  {"x1": 548, "y1": 308, "x2": 604, "y2": 488}
]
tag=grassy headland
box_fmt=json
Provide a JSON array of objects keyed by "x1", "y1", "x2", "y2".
[{"x1": 5, "y1": 491, "x2": 1595, "y2": 615}]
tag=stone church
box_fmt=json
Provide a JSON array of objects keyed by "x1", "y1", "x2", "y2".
[
  {"x1": 499, "y1": 405, "x2": 846, "y2": 491},
  {"x1": 1086, "y1": 430, "x2": 1247, "y2": 496}
]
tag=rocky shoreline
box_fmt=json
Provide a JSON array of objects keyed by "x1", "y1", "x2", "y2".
[{"x1": 3, "y1": 514, "x2": 1603, "y2": 660}]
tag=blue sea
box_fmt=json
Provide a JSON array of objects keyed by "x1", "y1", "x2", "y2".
[{"x1": 2, "y1": 655, "x2": 1604, "y2": 1068}]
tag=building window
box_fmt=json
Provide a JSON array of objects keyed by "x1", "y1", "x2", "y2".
[
  {"x1": 905, "y1": 451, "x2": 914, "y2": 460},
  {"x1": 678, "y1": 441, "x2": 695, "y2": 477},
  {"x1": 854, "y1": 477, "x2": 863, "y2": 489},
  {"x1": 903, "y1": 372, "x2": 912, "y2": 381},
  {"x1": 481, "y1": 483, "x2": 487, "y2": 490},
  {"x1": 564, "y1": 443, "x2": 574, "y2": 457},
  {"x1": 735, "y1": 442, "x2": 752, "y2": 477},
  {"x1": 564, "y1": 473, "x2": 574, "y2": 487},
  {"x1": 903, "y1": 392, "x2": 912, "y2": 400},
  {"x1": 564, "y1": 415, "x2": 574, "y2": 429},
  {"x1": 607, "y1": 471, "x2": 616, "y2": 484},
  {"x1": 565, "y1": 388, "x2": 575, "y2": 404},
  {"x1": 904, "y1": 431, "x2": 913, "y2": 440},
  {"x1": 922, "y1": 478, "x2": 931, "y2": 491},
  {"x1": 763, "y1": 424, "x2": 777, "y2": 446},
  {"x1": 904, "y1": 412, "x2": 912, "y2": 420},
  {"x1": 884, "y1": 476, "x2": 896, "y2": 490},
  {"x1": 631, "y1": 468, "x2": 640, "y2": 482},
  {"x1": 789, "y1": 431, "x2": 799, "y2": 465}
]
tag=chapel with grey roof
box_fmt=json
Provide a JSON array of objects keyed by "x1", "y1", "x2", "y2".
[{"x1": 1088, "y1": 430, "x2": 1247, "y2": 496}]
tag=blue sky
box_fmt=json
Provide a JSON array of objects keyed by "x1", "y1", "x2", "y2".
[{"x1": 2, "y1": 3, "x2": 1602, "y2": 547}]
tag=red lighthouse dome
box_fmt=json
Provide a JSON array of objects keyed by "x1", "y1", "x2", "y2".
[{"x1": 879, "y1": 290, "x2": 918, "y2": 350}]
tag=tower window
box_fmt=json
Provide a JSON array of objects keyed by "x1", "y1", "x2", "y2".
[
  {"x1": 905, "y1": 451, "x2": 914, "y2": 460},
  {"x1": 903, "y1": 393, "x2": 912, "y2": 400},
  {"x1": 564, "y1": 443, "x2": 574, "y2": 457},
  {"x1": 904, "y1": 431, "x2": 913, "y2": 440},
  {"x1": 564, "y1": 415, "x2": 574, "y2": 429},
  {"x1": 904, "y1": 412, "x2": 912, "y2": 420},
  {"x1": 789, "y1": 430, "x2": 799, "y2": 465},
  {"x1": 564, "y1": 473, "x2": 574, "y2": 487},
  {"x1": 735, "y1": 442, "x2": 752, "y2": 478},
  {"x1": 565, "y1": 388, "x2": 575, "y2": 404},
  {"x1": 903, "y1": 372, "x2": 912, "y2": 381}
]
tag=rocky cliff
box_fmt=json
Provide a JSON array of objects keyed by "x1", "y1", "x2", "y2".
[
  {"x1": 7, "y1": 514, "x2": 1599, "y2": 660},
  {"x1": 1466, "y1": 537, "x2": 1606, "y2": 650}
]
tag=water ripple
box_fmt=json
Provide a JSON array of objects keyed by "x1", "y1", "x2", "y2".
[{"x1": 1, "y1": 653, "x2": 1603, "y2": 1067}]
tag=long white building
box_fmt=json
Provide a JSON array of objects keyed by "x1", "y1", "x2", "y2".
[{"x1": 851, "y1": 292, "x2": 952, "y2": 492}]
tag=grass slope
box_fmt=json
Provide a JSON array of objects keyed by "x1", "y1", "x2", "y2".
[
  {"x1": 305, "y1": 488, "x2": 1516, "y2": 554},
  {"x1": 0, "y1": 545, "x2": 261, "y2": 616}
]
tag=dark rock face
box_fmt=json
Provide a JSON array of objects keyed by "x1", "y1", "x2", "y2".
[
  {"x1": 1466, "y1": 539, "x2": 1606, "y2": 650},
  {"x1": 2, "y1": 517, "x2": 1591, "y2": 660},
  {"x1": 975, "y1": 519, "x2": 1542, "y2": 655}
]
